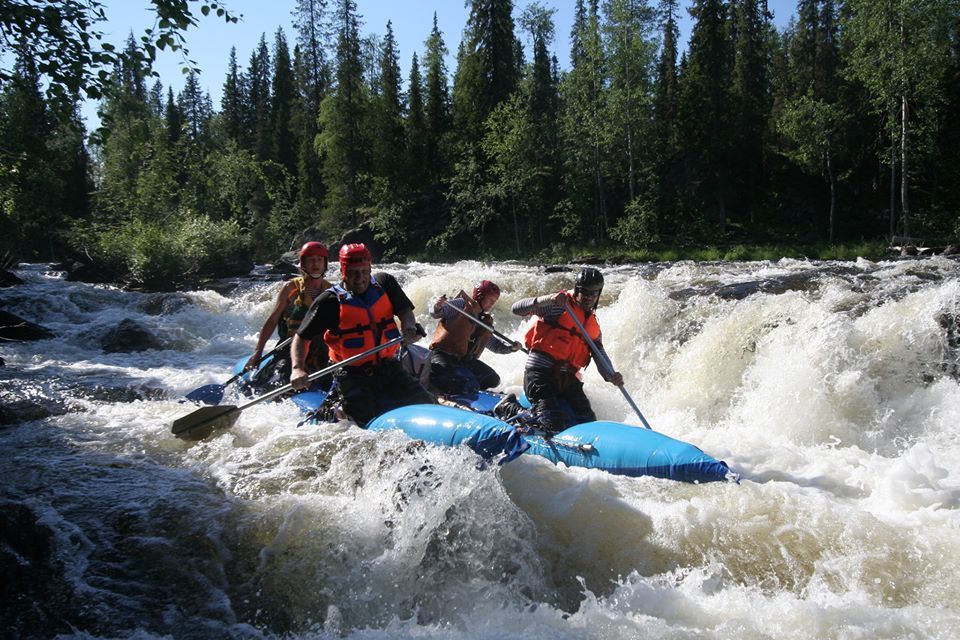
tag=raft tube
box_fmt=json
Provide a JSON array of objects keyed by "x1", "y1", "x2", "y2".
[{"x1": 368, "y1": 404, "x2": 736, "y2": 483}]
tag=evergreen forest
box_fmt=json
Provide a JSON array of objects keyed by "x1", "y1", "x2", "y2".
[{"x1": 2, "y1": 0, "x2": 959, "y2": 287}]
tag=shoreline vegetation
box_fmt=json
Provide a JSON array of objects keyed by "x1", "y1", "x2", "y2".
[
  {"x1": 3, "y1": 2, "x2": 959, "y2": 291},
  {"x1": 35, "y1": 237, "x2": 955, "y2": 294},
  {"x1": 429, "y1": 239, "x2": 901, "y2": 265}
]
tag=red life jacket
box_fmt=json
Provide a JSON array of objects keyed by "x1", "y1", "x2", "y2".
[
  {"x1": 323, "y1": 281, "x2": 401, "y2": 366},
  {"x1": 524, "y1": 290, "x2": 600, "y2": 370}
]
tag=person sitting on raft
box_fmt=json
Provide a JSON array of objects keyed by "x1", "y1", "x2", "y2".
[
  {"x1": 427, "y1": 280, "x2": 522, "y2": 396},
  {"x1": 498, "y1": 267, "x2": 623, "y2": 434},
  {"x1": 243, "y1": 241, "x2": 332, "y2": 386},
  {"x1": 290, "y1": 243, "x2": 434, "y2": 426}
]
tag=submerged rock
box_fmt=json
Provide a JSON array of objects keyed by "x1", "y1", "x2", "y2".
[
  {"x1": 0, "y1": 310, "x2": 55, "y2": 342},
  {"x1": 100, "y1": 319, "x2": 163, "y2": 353},
  {"x1": 0, "y1": 270, "x2": 23, "y2": 287}
]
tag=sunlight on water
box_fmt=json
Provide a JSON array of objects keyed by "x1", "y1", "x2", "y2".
[{"x1": 2, "y1": 259, "x2": 960, "y2": 638}]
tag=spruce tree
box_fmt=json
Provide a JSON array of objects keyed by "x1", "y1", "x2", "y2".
[
  {"x1": 558, "y1": 0, "x2": 610, "y2": 241},
  {"x1": 371, "y1": 21, "x2": 406, "y2": 182},
  {"x1": 271, "y1": 28, "x2": 298, "y2": 175},
  {"x1": 0, "y1": 52, "x2": 60, "y2": 257},
  {"x1": 452, "y1": 0, "x2": 519, "y2": 144},
  {"x1": 423, "y1": 13, "x2": 451, "y2": 187},
  {"x1": 246, "y1": 35, "x2": 272, "y2": 162},
  {"x1": 653, "y1": 0, "x2": 680, "y2": 234},
  {"x1": 221, "y1": 47, "x2": 245, "y2": 144},
  {"x1": 676, "y1": 0, "x2": 732, "y2": 234},
  {"x1": 316, "y1": 0, "x2": 369, "y2": 228},
  {"x1": 293, "y1": 0, "x2": 331, "y2": 217},
  {"x1": 729, "y1": 0, "x2": 772, "y2": 229},
  {"x1": 406, "y1": 53, "x2": 428, "y2": 187}
]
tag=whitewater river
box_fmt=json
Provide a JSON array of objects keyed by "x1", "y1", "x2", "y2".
[{"x1": 2, "y1": 257, "x2": 959, "y2": 639}]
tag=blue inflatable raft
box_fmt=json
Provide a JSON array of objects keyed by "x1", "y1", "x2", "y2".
[
  {"x1": 368, "y1": 402, "x2": 736, "y2": 484},
  {"x1": 219, "y1": 352, "x2": 737, "y2": 484}
]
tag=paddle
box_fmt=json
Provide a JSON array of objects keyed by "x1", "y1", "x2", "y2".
[
  {"x1": 444, "y1": 294, "x2": 529, "y2": 353},
  {"x1": 562, "y1": 301, "x2": 652, "y2": 430},
  {"x1": 172, "y1": 336, "x2": 403, "y2": 440},
  {"x1": 184, "y1": 337, "x2": 293, "y2": 405}
]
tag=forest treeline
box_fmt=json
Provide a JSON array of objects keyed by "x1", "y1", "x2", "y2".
[{"x1": 2, "y1": 0, "x2": 959, "y2": 286}]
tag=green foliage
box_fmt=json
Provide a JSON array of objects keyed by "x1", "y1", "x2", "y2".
[
  {"x1": 9, "y1": 0, "x2": 960, "y2": 273},
  {"x1": 0, "y1": 0, "x2": 237, "y2": 101},
  {"x1": 70, "y1": 214, "x2": 250, "y2": 290},
  {"x1": 609, "y1": 196, "x2": 659, "y2": 249}
]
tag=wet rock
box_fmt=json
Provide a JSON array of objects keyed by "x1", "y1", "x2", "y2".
[
  {"x1": 74, "y1": 384, "x2": 168, "y2": 403},
  {"x1": 58, "y1": 257, "x2": 123, "y2": 284},
  {"x1": 900, "y1": 244, "x2": 919, "y2": 257},
  {"x1": 0, "y1": 310, "x2": 55, "y2": 342},
  {"x1": 1, "y1": 270, "x2": 23, "y2": 287},
  {"x1": 0, "y1": 400, "x2": 54, "y2": 424},
  {"x1": 338, "y1": 227, "x2": 382, "y2": 262},
  {"x1": 0, "y1": 500, "x2": 84, "y2": 638},
  {"x1": 266, "y1": 259, "x2": 299, "y2": 276},
  {"x1": 943, "y1": 244, "x2": 959, "y2": 256},
  {"x1": 139, "y1": 293, "x2": 193, "y2": 316},
  {"x1": 571, "y1": 254, "x2": 604, "y2": 264},
  {"x1": 713, "y1": 281, "x2": 765, "y2": 300},
  {"x1": 543, "y1": 265, "x2": 572, "y2": 273},
  {"x1": 100, "y1": 319, "x2": 164, "y2": 353}
]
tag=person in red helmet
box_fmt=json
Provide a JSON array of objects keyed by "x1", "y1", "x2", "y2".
[
  {"x1": 427, "y1": 280, "x2": 521, "y2": 395},
  {"x1": 244, "y1": 241, "x2": 332, "y2": 381},
  {"x1": 290, "y1": 243, "x2": 434, "y2": 426}
]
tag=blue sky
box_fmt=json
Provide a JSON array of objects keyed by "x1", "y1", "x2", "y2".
[{"x1": 84, "y1": 0, "x2": 797, "y2": 128}]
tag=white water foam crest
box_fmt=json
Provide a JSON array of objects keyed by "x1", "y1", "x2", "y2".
[{"x1": 4, "y1": 259, "x2": 960, "y2": 638}]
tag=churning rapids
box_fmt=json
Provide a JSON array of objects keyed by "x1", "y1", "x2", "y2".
[{"x1": 2, "y1": 257, "x2": 960, "y2": 639}]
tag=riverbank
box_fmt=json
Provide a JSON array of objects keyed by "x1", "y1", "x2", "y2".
[{"x1": 412, "y1": 239, "x2": 902, "y2": 265}]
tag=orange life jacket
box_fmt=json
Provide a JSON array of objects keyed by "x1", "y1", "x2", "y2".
[
  {"x1": 524, "y1": 290, "x2": 600, "y2": 370},
  {"x1": 323, "y1": 281, "x2": 401, "y2": 366},
  {"x1": 429, "y1": 296, "x2": 493, "y2": 358}
]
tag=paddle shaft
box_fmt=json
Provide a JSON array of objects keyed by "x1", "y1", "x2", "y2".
[
  {"x1": 239, "y1": 336, "x2": 404, "y2": 411},
  {"x1": 444, "y1": 300, "x2": 529, "y2": 353},
  {"x1": 562, "y1": 301, "x2": 652, "y2": 430},
  {"x1": 224, "y1": 337, "x2": 294, "y2": 383}
]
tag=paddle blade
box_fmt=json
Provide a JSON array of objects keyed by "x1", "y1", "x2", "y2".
[
  {"x1": 171, "y1": 404, "x2": 240, "y2": 440},
  {"x1": 183, "y1": 383, "x2": 227, "y2": 406}
]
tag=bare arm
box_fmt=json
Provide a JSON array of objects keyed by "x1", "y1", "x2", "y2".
[
  {"x1": 396, "y1": 307, "x2": 421, "y2": 344},
  {"x1": 289, "y1": 333, "x2": 312, "y2": 389},
  {"x1": 245, "y1": 280, "x2": 296, "y2": 370}
]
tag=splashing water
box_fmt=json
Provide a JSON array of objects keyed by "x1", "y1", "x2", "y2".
[{"x1": 2, "y1": 258, "x2": 959, "y2": 639}]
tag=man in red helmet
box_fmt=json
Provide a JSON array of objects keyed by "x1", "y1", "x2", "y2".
[
  {"x1": 290, "y1": 243, "x2": 434, "y2": 426},
  {"x1": 427, "y1": 280, "x2": 521, "y2": 396},
  {"x1": 244, "y1": 241, "x2": 332, "y2": 385}
]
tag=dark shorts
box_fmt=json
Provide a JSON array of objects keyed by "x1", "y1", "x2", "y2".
[
  {"x1": 336, "y1": 358, "x2": 435, "y2": 427},
  {"x1": 428, "y1": 349, "x2": 501, "y2": 395},
  {"x1": 523, "y1": 364, "x2": 595, "y2": 433}
]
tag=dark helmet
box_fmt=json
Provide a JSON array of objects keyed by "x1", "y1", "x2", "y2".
[
  {"x1": 472, "y1": 280, "x2": 501, "y2": 302},
  {"x1": 298, "y1": 241, "x2": 328, "y2": 268},
  {"x1": 575, "y1": 267, "x2": 604, "y2": 292},
  {"x1": 574, "y1": 267, "x2": 604, "y2": 310},
  {"x1": 338, "y1": 243, "x2": 372, "y2": 276}
]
